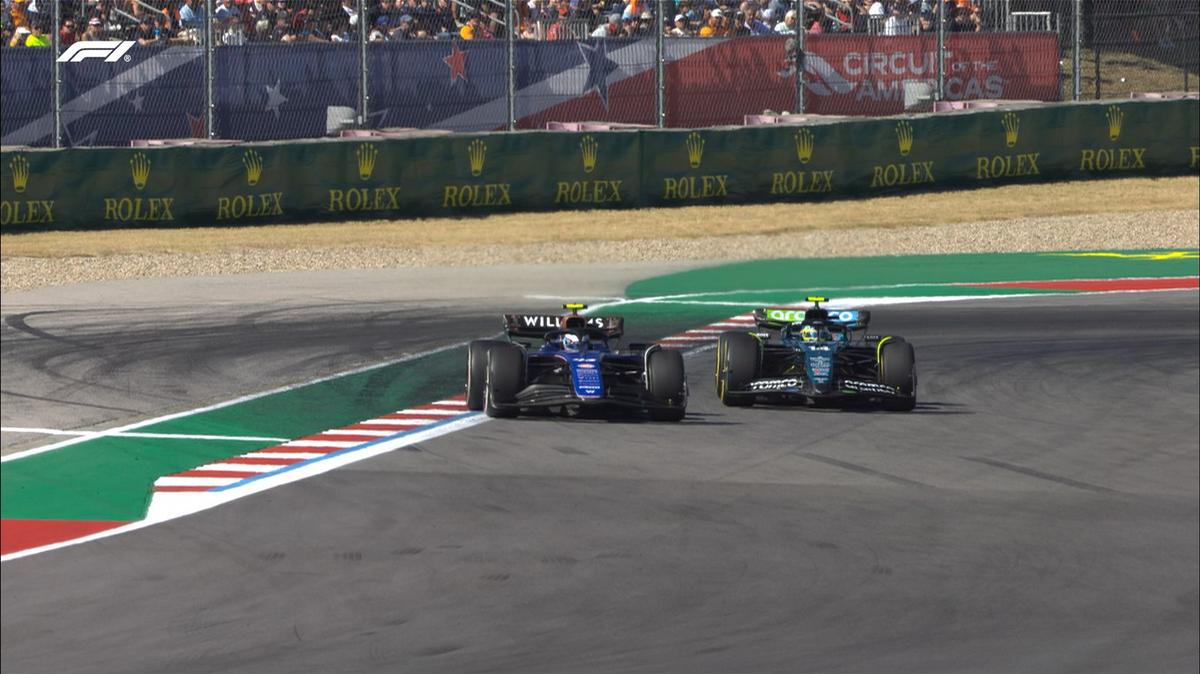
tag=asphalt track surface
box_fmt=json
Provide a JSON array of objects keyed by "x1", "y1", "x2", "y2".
[
  {"x1": 0, "y1": 263, "x2": 690, "y2": 454},
  {"x1": 2, "y1": 282, "x2": 1198, "y2": 673}
]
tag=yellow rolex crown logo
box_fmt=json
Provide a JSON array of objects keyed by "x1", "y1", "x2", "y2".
[
  {"x1": 1106, "y1": 105, "x2": 1123, "y2": 142},
  {"x1": 243, "y1": 149, "x2": 263, "y2": 186},
  {"x1": 895, "y1": 120, "x2": 915, "y2": 157},
  {"x1": 1001, "y1": 112, "x2": 1019, "y2": 148},
  {"x1": 685, "y1": 131, "x2": 705, "y2": 169},
  {"x1": 794, "y1": 128, "x2": 814, "y2": 164},
  {"x1": 580, "y1": 135, "x2": 598, "y2": 174},
  {"x1": 356, "y1": 143, "x2": 378, "y2": 181},
  {"x1": 468, "y1": 138, "x2": 487, "y2": 177},
  {"x1": 10, "y1": 155, "x2": 29, "y2": 193},
  {"x1": 130, "y1": 152, "x2": 151, "y2": 190}
]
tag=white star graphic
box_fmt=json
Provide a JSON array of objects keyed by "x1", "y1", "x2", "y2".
[
  {"x1": 264, "y1": 79, "x2": 288, "y2": 119},
  {"x1": 129, "y1": 90, "x2": 146, "y2": 112}
]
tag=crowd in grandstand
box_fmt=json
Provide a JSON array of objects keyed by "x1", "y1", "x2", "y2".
[{"x1": 3, "y1": 0, "x2": 990, "y2": 47}]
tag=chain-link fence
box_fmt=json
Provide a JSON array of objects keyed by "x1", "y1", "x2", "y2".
[{"x1": 2, "y1": 0, "x2": 1196, "y2": 147}]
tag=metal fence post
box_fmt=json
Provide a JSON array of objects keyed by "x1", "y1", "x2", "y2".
[
  {"x1": 205, "y1": 3, "x2": 215, "y2": 138},
  {"x1": 506, "y1": 0, "x2": 515, "y2": 130},
  {"x1": 359, "y1": 0, "x2": 368, "y2": 128},
  {"x1": 795, "y1": 15, "x2": 805, "y2": 113},
  {"x1": 1089, "y1": 0, "x2": 1100, "y2": 99},
  {"x1": 1072, "y1": 0, "x2": 1082, "y2": 101},
  {"x1": 935, "y1": 0, "x2": 945, "y2": 101},
  {"x1": 655, "y1": 0, "x2": 665, "y2": 128},
  {"x1": 52, "y1": 0, "x2": 61, "y2": 148}
]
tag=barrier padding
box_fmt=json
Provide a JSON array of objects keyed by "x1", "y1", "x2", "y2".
[{"x1": 2, "y1": 99, "x2": 1197, "y2": 232}]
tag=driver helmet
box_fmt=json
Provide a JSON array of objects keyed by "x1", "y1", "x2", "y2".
[
  {"x1": 562, "y1": 332, "x2": 582, "y2": 351},
  {"x1": 800, "y1": 324, "x2": 832, "y2": 342}
]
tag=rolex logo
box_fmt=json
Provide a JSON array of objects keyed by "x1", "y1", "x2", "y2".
[
  {"x1": 468, "y1": 138, "x2": 486, "y2": 177},
  {"x1": 1002, "y1": 112, "x2": 1019, "y2": 148},
  {"x1": 356, "y1": 143, "x2": 377, "y2": 181},
  {"x1": 10, "y1": 155, "x2": 29, "y2": 193},
  {"x1": 685, "y1": 131, "x2": 705, "y2": 169},
  {"x1": 1106, "y1": 105, "x2": 1123, "y2": 142},
  {"x1": 794, "y1": 128, "x2": 814, "y2": 164},
  {"x1": 580, "y1": 135, "x2": 598, "y2": 174},
  {"x1": 243, "y1": 149, "x2": 263, "y2": 186},
  {"x1": 130, "y1": 152, "x2": 151, "y2": 190},
  {"x1": 895, "y1": 121, "x2": 914, "y2": 157}
]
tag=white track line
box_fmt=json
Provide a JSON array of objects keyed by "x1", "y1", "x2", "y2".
[
  {"x1": 0, "y1": 427, "x2": 288, "y2": 443},
  {"x1": 1, "y1": 414, "x2": 490, "y2": 562},
  {"x1": 241, "y1": 451, "x2": 326, "y2": 460},
  {"x1": 199, "y1": 463, "x2": 281, "y2": 473},
  {"x1": 360, "y1": 418, "x2": 438, "y2": 426},
  {"x1": 0, "y1": 338, "x2": 484, "y2": 463},
  {"x1": 282, "y1": 440, "x2": 360, "y2": 448},
  {"x1": 155, "y1": 476, "x2": 241, "y2": 488}
]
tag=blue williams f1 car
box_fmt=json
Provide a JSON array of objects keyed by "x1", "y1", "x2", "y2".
[
  {"x1": 466, "y1": 304, "x2": 688, "y2": 421},
  {"x1": 715, "y1": 297, "x2": 916, "y2": 411}
]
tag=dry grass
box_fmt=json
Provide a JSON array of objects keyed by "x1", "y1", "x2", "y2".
[
  {"x1": 1061, "y1": 50, "x2": 1198, "y2": 99},
  {"x1": 2, "y1": 176, "x2": 1197, "y2": 259}
]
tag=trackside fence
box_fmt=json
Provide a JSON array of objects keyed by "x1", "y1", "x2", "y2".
[{"x1": 2, "y1": 0, "x2": 1197, "y2": 148}]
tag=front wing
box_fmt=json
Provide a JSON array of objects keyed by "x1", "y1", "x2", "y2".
[
  {"x1": 728, "y1": 375, "x2": 907, "y2": 402},
  {"x1": 490, "y1": 383, "x2": 685, "y2": 412}
]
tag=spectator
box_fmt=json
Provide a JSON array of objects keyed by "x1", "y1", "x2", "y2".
[
  {"x1": 220, "y1": 16, "x2": 247, "y2": 43},
  {"x1": 740, "y1": 4, "x2": 771, "y2": 35},
  {"x1": 214, "y1": 0, "x2": 239, "y2": 22},
  {"x1": 768, "y1": 0, "x2": 792, "y2": 21},
  {"x1": 458, "y1": 13, "x2": 479, "y2": 39},
  {"x1": 630, "y1": 9, "x2": 650, "y2": 35},
  {"x1": 59, "y1": 16, "x2": 78, "y2": 46},
  {"x1": 243, "y1": 0, "x2": 270, "y2": 38},
  {"x1": 619, "y1": 14, "x2": 636, "y2": 36},
  {"x1": 774, "y1": 7, "x2": 795, "y2": 33},
  {"x1": 698, "y1": 8, "x2": 719, "y2": 36},
  {"x1": 883, "y1": 4, "x2": 909, "y2": 34},
  {"x1": 131, "y1": 14, "x2": 160, "y2": 45},
  {"x1": 589, "y1": 12, "x2": 618, "y2": 37},
  {"x1": 9, "y1": 24, "x2": 29, "y2": 46},
  {"x1": 179, "y1": 0, "x2": 203, "y2": 30},
  {"x1": 949, "y1": 0, "x2": 978, "y2": 31},
  {"x1": 670, "y1": 13, "x2": 689, "y2": 35},
  {"x1": 432, "y1": 0, "x2": 455, "y2": 34},
  {"x1": 269, "y1": 11, "x2": 296, "y2": 40},
  {"x1": 81, "y1": 16, "x2": 104, "y2": 41},
  {"x1": 394, "y1": 13, "x2": 413, "y2": 37}
]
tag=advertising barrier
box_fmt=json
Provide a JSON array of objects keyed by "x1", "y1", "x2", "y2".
[{"x1": 2, "y1": 99, "x2": 1196, "y2": 232}]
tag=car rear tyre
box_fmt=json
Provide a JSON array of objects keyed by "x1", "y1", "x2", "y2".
[
  {"x1": 646, "y1": 348, "x2": 687, "y2": 422},
  {"x1": 878, "y1": 338, "x2": 916, "y2": 412},
  {"x1": 466, "y1": 339, "x2": 506, "y2": 411},
  {"x1": 716, "y1": 331, "x2": 760, "y2": 407},
  {"x1": 484, "y1": 344, "x2": 524, "y2": 418}
]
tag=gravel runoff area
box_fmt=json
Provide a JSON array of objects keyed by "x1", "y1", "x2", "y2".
[{"x1": 3, "y1": 209, "x2": 1196, "y2": 293}]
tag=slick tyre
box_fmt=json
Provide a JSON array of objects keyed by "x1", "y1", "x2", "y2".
[
  {"x1": 878, "y1": 338, "x2": 917, "y2": 412},
  {"x1": 466, "y1": 340, "x2": 506, "y2": 411},
  {"x1": 716, "y1": 331, "x2": 760, "y2": 407},
  {"x1": 484, "y1": 344, "x2": 524, "y2": 419},
  {"x1": 646, "y1": 348, "x2": 687, "y2": 422}
]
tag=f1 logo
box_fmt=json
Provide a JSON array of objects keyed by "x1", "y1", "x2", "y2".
[{"x1": 57, "y1": 41, "x2": 136, "y2": 63}]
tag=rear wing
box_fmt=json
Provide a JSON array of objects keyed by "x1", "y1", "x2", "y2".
[
  {"x1": 503, "y1": 314, "x2": 625, "y2": 340},
  {"x1": 753, "y1": 307, "x2": 870, "y2": 331}
]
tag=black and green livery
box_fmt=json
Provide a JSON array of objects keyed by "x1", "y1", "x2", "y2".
[{"x1": 715, "y1": 298, "x2": 917, "y2": 411}]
